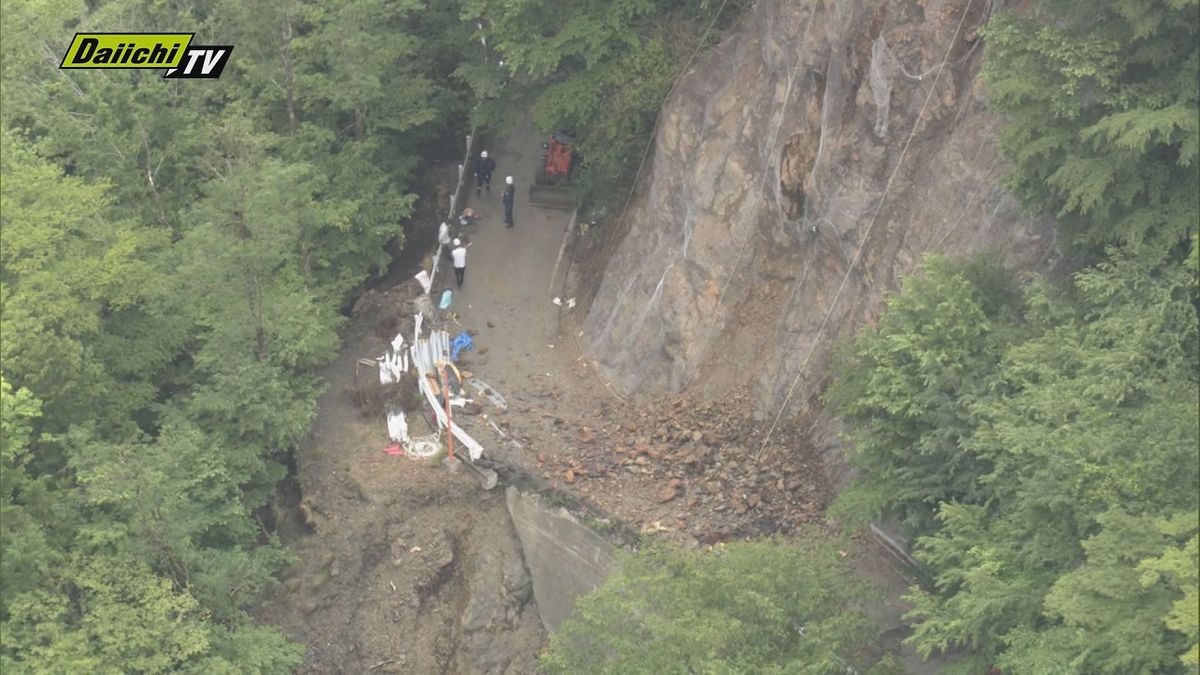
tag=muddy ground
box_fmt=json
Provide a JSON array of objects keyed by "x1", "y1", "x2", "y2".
[{"x1": 258, "y1": 115, "x2": 927, "y2": 673}]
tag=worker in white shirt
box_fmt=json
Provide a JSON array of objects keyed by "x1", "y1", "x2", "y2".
[
  {"x1": 451, "y1": 238, "x2": 471, "y2": 289},
  {"x1": 438, "y1": 221, "x2": 455, "y2": 265}
]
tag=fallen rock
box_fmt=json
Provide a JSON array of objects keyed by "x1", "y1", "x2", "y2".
[{"x1": 657, "y1": 485, "x2": 679, "y2": 503}]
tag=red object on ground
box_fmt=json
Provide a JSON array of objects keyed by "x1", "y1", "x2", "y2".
[
  {"x1": 383, "y1": 443, "x2": 404, "y2": 456},
  {"x1": 545, "y1": 138, "x2": 572, "y2": 180}
]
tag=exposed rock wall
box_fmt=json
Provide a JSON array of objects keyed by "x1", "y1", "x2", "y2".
[{"x1": 583, "y1": 0, "x2": 1058, "y2": 416}]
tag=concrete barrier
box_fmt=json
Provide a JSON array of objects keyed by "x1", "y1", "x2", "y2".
[{"x1": 504, "y1": 487, "x2": 618, "y2": 632}]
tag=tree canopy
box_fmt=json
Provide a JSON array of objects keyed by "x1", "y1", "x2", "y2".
[
  {"x1": 982, "y1": 0, "x2": 1199, "y2": 253},
  {"x1": 539, "y1": 537, "x2": 900, "y2": 674},
  {"x1": 461, "y1": 0, "x2": 733, "y2": 204},
  {"x1": 832, "y1": 251, "x2": 1199, "y2": 672},
  {"x1": 0, "y1": 0, "x2": 475, "y2": 669}
]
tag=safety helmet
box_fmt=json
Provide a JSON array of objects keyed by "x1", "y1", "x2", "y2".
[
  {"x1": 453, "y1": 238, "x2": 462, "y2": 246},
  {"x1": 505, "y1": 175, "x2": 514, "y2": 185},
  {"x1": 480, "y1": 151, "x2": 488, "y2": 158}
]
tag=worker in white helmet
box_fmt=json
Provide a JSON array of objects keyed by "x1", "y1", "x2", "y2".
[
  {"x1": 474, "y1": 150, "x2": 496, "y2": 195},
  {"x1": 450, "y1": 237, "x2": 471, "y2": 289},
  {"x1": 502, "y1": 175, "x2": 515, "y2": 227}
]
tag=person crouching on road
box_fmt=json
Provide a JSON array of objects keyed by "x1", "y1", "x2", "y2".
[
  {"x1": 458, "y1": 207, "x2": 480, "y2": 228},
  {"x1": 502, "y1": 176, "x2": 515, "y2": 227},
  {"x1": 451, "y1": 238, "x2": 470, "y2": 289}
]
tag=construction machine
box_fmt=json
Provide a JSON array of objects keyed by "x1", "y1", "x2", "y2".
[{"x1": 528, "y1": 131, "x2": 578, "y2": 209}]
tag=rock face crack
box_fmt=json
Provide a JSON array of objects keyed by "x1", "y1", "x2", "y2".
[{"x1": 581, "y1": 0, "x2": 1057, "y2": 416}]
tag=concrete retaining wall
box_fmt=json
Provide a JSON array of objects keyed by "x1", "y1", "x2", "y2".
[{"x1": 504, "y1": 487, "x2": 618, "y2": 632}]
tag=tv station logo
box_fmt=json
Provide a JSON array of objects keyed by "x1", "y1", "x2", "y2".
[{"x1": 59, "y1": 33, "x2": 232, "y2": 79}]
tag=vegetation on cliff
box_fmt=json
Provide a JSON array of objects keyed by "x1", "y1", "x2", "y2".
[{"x1": 831, "y1": 1, "x2": 1199, "y2": 671}]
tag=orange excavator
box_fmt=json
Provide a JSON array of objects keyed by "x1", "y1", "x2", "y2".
[{"x1": 528, "y1": 131, "x2": 578, "y2": 209}]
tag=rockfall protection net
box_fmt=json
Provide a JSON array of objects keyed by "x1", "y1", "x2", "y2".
[{"x1": 870, "y1": 35, "x2": 897, "y2": 140}]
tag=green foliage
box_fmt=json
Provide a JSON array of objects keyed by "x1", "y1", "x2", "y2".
[
  {"x1": 464, "y1": 0, "x2": 727, "y2": 204},
  {"x1": 0, "y1": 380, "x2": 306, "y2": 673},
  {"x1": 831, "y1": 250, "x2": 1199, "y2": 672},
  {"x1": 5, "y1": 556, "x2": 210, "y2": 672},
  {"x1": 0, "y1": 129, "x2": 169, "y2": 430},
  {"x1": 1, "y1": 0, "x2": 485, "y2": 669},
  {"x1": 982, "y1": 1, "x2": 1199, "y2": 253},
  {"x1": 466, "y1": 0, "x2": 660, "y2": 79},
  {"x1": 539, "y1": 537, "x2": 899, "y2": 674},
  {"x1": 827, "y1": 256, "x2": 1023, "y2": 535},
  {"x1": 532, "y1": 36, "x2": 676, "y2": 203},
  {"x1": 1138, "y1": 515, "x2": 1200, "y2": 668}
]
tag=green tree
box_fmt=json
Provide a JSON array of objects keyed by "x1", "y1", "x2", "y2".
[
  {"x1": 0, "y1": 0, "x2": 440, "y2": 668},
  {"x1": 0, "y1": 380, "x2": 60, "y2": 618},
  {"x1": 831, "y1": 251, "x2": 1199, "y2": 672},
  {"x1": 982, "y1": 0, "x2": 1199, "y2": 252},
  {"x1": 1138, "y1": 516, "x2": 1200, "y2": 668},
  {"x1": 827, "y1": 256, "x2": 1023, "y2": 535},
  {"x1": 540, "y1": 537, "x2": 898, "y2": 674},
  {"x1": 907, "y1": 252, "x2": 1198, "y2": 673},
  {"x1": 463, "y1": 0, "x2": 726, "y2": 204},
  {"x1": 0, "y1": 128, "x2": 171, "y2": 432}
]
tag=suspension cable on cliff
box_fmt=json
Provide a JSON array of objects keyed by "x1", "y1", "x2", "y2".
[
  {"x1": 600, "y1": 0, "x2": 734, "y2": 254},
  {"x1": 755, "y1": 0, "x2": 980, "y2": 460}
]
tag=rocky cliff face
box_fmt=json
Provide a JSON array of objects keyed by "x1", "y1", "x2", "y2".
[{"x1": 583, "y1": 0, "x2": 1058, "y2": 420}]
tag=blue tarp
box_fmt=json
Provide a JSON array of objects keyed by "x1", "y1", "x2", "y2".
[{"x1": 450, "y1": 332, "x2": 474, "y2": 361}]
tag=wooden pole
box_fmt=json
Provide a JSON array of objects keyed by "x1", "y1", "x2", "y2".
[{"x1": 440, "y1": 364, "x2": 455, "y2": 461}]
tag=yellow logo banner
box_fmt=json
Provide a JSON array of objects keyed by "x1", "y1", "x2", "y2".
[{"x1": 60, "y1": 33, "x2": 194, "y2": 69}]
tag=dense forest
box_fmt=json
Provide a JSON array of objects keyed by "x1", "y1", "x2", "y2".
[
  {"x1": 1, "y1": 0, "x2": 477, "y2": 667},
  {"x1": 1, "y1": 0, "x2": 1197, "y2": 673}
]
